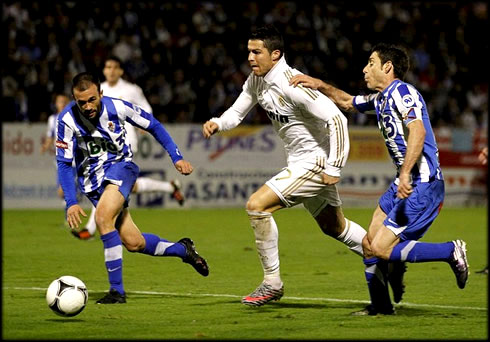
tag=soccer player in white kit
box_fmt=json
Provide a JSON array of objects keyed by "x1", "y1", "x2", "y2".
[
  {"x1": 102, "y1": 56, "x2": 184, "y2": 202},
  {"x1": 41, "y1": 94, "x2": 76, "y2": 208},
  {"x1": 202, "y1": 25, "x2": 367, "y2": 306},
  {"x1": 74, "y1": 56, "x2": 185, "y2": 239}
]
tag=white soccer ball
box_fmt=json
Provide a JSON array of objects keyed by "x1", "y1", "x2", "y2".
[{"x1": 46, "y1": 276, "x2": 88, "y2": 317}]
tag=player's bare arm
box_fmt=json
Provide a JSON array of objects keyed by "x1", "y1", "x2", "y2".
[
  {"x1": 478, "y1": 147, "x2": 488, "y2": 165},
  {"x1": 397, "y1": 119, "x2": 425, "y2": 199},
  {"x1": 41, "y1": 137, "x2": 54, "y2": 154},
  {"x1": 174, "y1": 159, "x2": 193, "y2": 175},
  {"x1": 289, "y1": 74, "x2": 356, "y2": 113},
  {"x1": 66, "y1": 204, "x2": 87, "y2": 229},
  {"x1": 202, "y1": 121, "x2": 219, "y2": 139}
]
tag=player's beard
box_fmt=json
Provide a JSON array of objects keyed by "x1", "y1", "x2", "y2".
[{"x1": 85, "y1": 109, "x2": 97, "y2": 119}]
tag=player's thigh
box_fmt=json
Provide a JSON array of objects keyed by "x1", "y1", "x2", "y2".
[
  {"x1": 246, "y1": 184, "x2": 284, "y2": 212},
  {"x1": 117, "y1": 208, "x2": 145, "y2": 251},
  {"x1": 104, "y1": 161, "x2": 139, "y2": 200},
  {"x1": 362, "y1": 205, "x2": 390, "y2": 258},
  {"x1": 266, "y1": 159, "x2": 334, "y2": 211},
  {"x1": 370, "y1": 225, "x2": 400, "y2": 259},
  {"x1": 96, "y1": 184, "x2": 125, "y2": 228},
  {"x1": 366, "y1": 205, "x2": 388, "y2": 243},
  {"x1": 385, "y1": 180, "x2": 444, "y2": 241},
  {"x1": 94, "y1": 161, "x2": 139, "y2": 224}
]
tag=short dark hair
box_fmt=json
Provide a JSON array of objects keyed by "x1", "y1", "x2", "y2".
[
  {"x1": 371, "y1": 43, "x2": 410, "y2": 80},
  {"x1": 250, "y1": 25, "x2": 284, "y2": 57},
  {"x1": 72, "y1": 71, "x2": 101, "y2": 94},
  {"x1": 105, "y1": 55, "x2": 123, "y2": 69}
]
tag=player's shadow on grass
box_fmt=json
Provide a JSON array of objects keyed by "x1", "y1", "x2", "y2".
[
  {"x1": 88, "y1": 291, "x2": 110, "y2": 300},
  {"x1": 270, "y1": 302, "x2": 328, "y2": 309},
  {"x1": 235, "y1": 302, "x2": 330, "y2": 313},
  {"x1": 392, "y1": 306, "x2": 466, "y2": 317},
  {"x1": 181, "y1": 299, "x2": 329, "y2": 309},
  {"x1": 46, "y1": 319, "x2": 85, "y2": 322}
]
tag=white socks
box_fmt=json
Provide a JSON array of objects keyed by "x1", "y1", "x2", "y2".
[
  {"x1": 85, "y1": 204, "x2": 97, "y2": 235},
  {"x1": 247, "y1": 210, "x2": 282, "y2": 289},
  {"x1": 335, "y1": 218, "x2": 366, "y2": 257},
  {"x1": 134, "y1": 177, "x2": 173, "y2": 193}
]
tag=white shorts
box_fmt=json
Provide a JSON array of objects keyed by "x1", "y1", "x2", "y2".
[{"x1": 265, "y1": 157, "x2": 342, "y2": 217}]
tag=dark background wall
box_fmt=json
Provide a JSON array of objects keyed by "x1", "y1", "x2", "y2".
[{"x1": 2, "y1": 1, "x2": 488, "y2": 129}]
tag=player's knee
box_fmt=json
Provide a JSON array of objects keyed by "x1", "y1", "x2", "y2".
[
  {"x1": 361, "y1": 236, "x2": 373, "y2": 258},
  {"x1": 246, "y1": 196, "x2": 264, "y2": 212},
  {"x1": 362, "y1": 235, "x2": 370, "y2": 250},
  {"x1": 94, "y1": 213, "x2": 109, "y2": 231},
  {"x1": 94, "y1": 209, "x2": 115, "y2": 233},
  {"x1": 370, "y1": 242, "x2": 390, "y2": 260}
]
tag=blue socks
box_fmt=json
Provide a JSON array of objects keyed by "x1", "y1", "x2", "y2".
[
  {"x1": 389, "y1": 240, "x2": 454, "y2": 263},
  {"x1": 141, "y1": 233, "x2": 186, "y2": 258},
  {"x1": 362, "y1": 240, "x2": 454, "y2": 312},
  {"x1": 100, "y1": 231, "x2": 188, "y2": 295},
  {"x1": 363, "y1": 257, "x2": 393, "y2": 313},
  {"x1": 101, "y1": 230, "x2": 124, "y2": 295}
]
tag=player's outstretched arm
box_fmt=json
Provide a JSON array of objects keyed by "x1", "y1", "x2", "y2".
[
  {"x1": 289, "y1": 74, "x2": 324, "y2": 90},
  {"x1": 174, "y1": 159, "x2": 193, "y2": 175},
  {"x1": 40, "y1": 137, "x2": 54, "y2": 154},
  {"x1": 289, "y1": 74, "x2": 356, "y2": 113},
  {"x1": 202, "y1": 121, "x2": 219, "y2": 139}
]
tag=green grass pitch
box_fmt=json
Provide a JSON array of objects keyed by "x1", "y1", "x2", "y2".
[{"x1": 2, "y1": 207, "x2": 488, "y2": 340}]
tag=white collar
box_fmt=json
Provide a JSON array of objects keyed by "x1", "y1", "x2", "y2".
[
  {"x1": 107, "y1": 78, "x2": 125, "y2": 88},
  {"x1": 263, "y1": 55, "x2": 288, "y2": 85}
]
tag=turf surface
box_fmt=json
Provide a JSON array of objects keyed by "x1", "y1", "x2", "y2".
[{"x1": 2, "y1": 207, "x2": 487, "y2": 339}]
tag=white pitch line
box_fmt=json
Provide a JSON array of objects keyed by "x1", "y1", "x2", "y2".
[{"x1": 3, "y1": 286, "x2": 487, "y2": 311}]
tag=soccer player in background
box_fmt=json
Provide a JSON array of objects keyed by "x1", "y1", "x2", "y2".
[
  {"x1": 56, "y1": 71, "x2": 208, "y2": 304},
  {"x1": 102, "y1": 56, "x2": 184, "y2": 205},
  {"x1": 41, "y1": 93, "x2": 75, "y2": 210},
  {"x1": 202, "y1": 25, "x2": 368, "y2": 307},
  {"x1": 289, "y1": 43, "x2": 469, "y2": 315}
]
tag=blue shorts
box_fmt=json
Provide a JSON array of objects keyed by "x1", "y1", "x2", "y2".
[
  {"x1": 379, "y1": 179, "x2": 444, "y2": 241},
  {"x1": 85, "y1": 161, "x2": 140, "y2": 208}
]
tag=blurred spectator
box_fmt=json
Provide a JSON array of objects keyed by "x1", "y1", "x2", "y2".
[
  {"x1": 1, "y1": 1, "x2": 487, "y2": 125},
  {"x1": 14, "y1": 89, "x2": 29, "y2": 122}
]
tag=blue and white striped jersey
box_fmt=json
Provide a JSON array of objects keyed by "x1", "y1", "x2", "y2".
[
  {"x1": 353, "y1": 79, "x2": 443, "y2": 183},
  {"x1": 56, "y1": 96, "x2": 182, "y2": 196}
]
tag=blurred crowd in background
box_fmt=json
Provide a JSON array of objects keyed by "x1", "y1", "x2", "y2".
[{"x1": 2, "y1": 1, "x2": 488, "y2": 129}]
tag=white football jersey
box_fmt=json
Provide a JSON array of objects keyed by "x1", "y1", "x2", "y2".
[
  {"x1": 46, "y1": 113, "x2": 58, "y2": 139},
  {"x1": 101, "y1": 78, "x2": 152, "y2": 153},
  {"x1": 210, "y1": 56, "x2": 349, "y2": 177}
]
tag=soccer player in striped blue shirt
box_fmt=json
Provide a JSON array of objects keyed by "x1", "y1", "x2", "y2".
[
  {"x1": 56, "y1": 72, "x2": 209, "y2": 304},
  {"x1": 290, "y1": 43, "x2": 469, "y2": 315}
]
